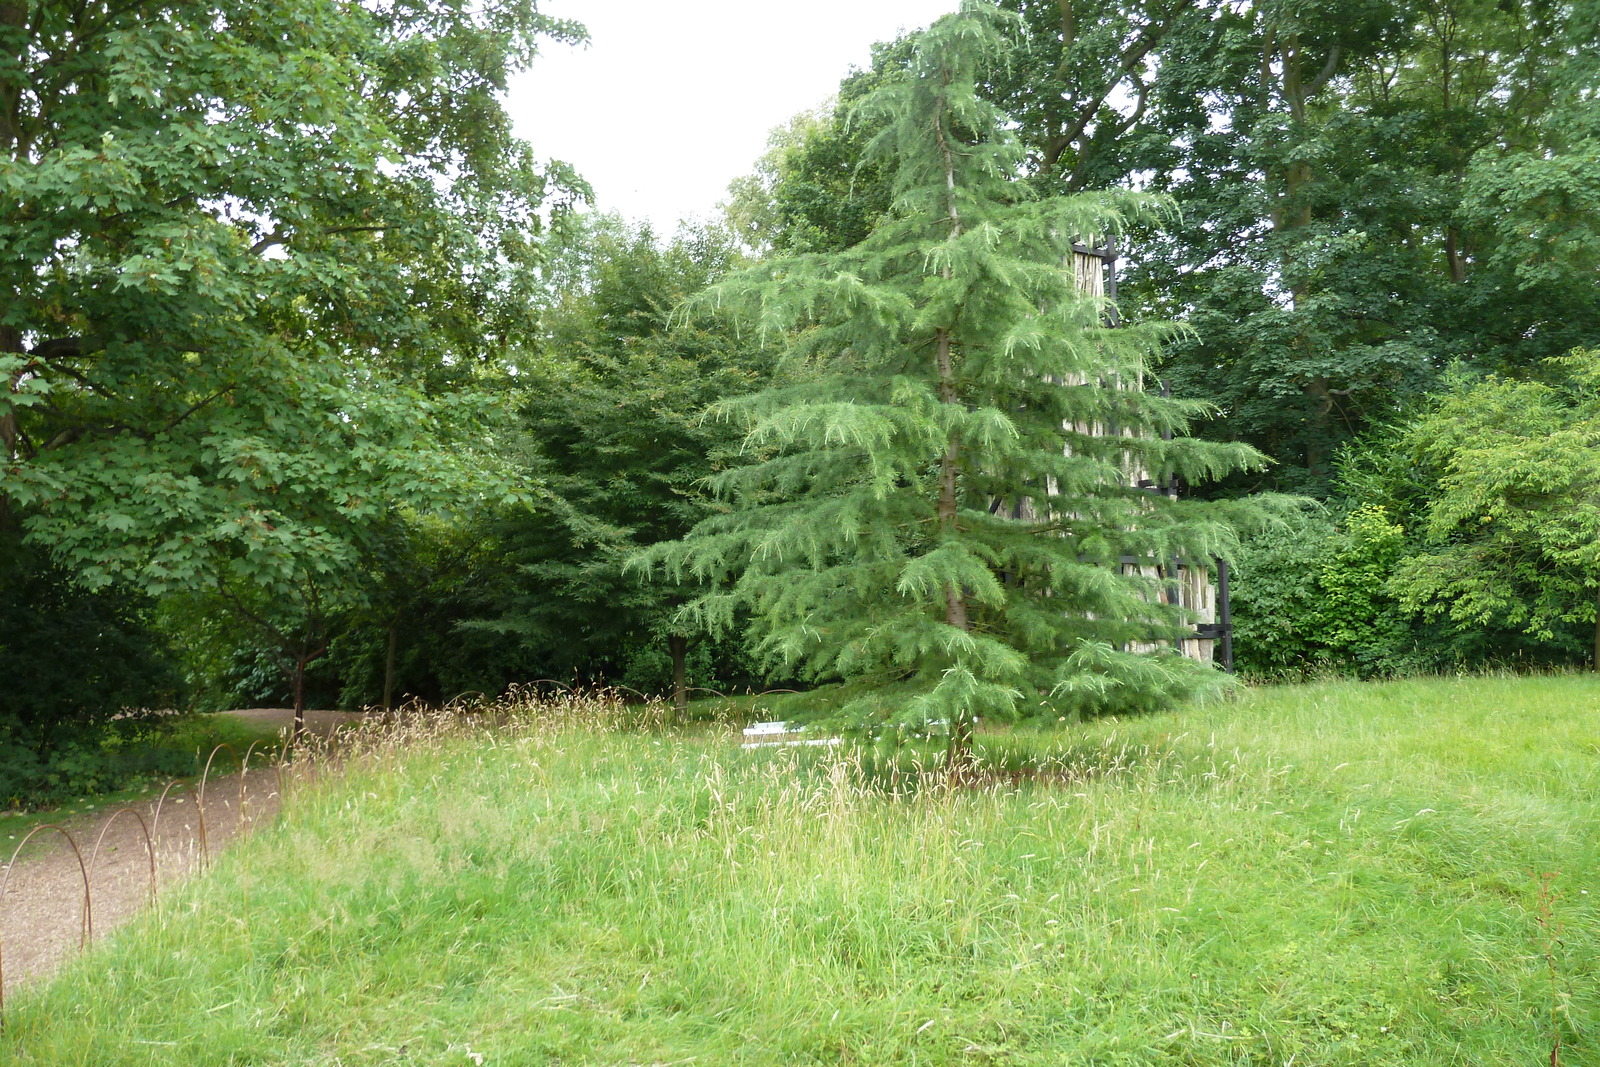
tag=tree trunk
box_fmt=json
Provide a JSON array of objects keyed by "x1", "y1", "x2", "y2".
[
  {"x1": 289, "y1": 643, "x2": 327, "y2": 740},
  {"x1": 292, "y1": 659, "x2": 308, "y2": 740},
  {"x1": 936, "y1": 327, "x2": 974, "y2": 768},
  {"x1": 933, "y1": 85, "x2": 972, "y2": 767},
  {"x1": 1445, "y1": 227, "x2": 1468, "y2": 284},
  {"x1": 668, "y1": 633, "x2": 688, "y2": 712},
  {"x1": 948, "y1": 712, "x2": 974, "y2": 773},
  {"x1": 0, "y1": 3, "x2": 22, "y2": 162},
  {"x1": 1269, "y1": 31, "x2": 1347, "y2": 483},
  {"x1": 0, "y1": 325, "x2": 22, "y2": 531},
  {"x1": 1303, "y1": 375, "x2": 1333, "y2": 479},
  {"x1": 383, "y1": 617, "x2": 398, "y2": 712},
  {"x1": 1593, "y1": 587, "x2": 1599, "y2": 673}
]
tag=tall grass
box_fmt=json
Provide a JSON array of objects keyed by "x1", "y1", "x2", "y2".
[{"x1": 2, "y1": 676, "x2": 1596, "y2": 1065}]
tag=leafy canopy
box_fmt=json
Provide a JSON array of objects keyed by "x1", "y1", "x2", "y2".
[
  {"x1": 0, "y1": 1, "x2": 584, "y2": 712},
  {"x1": 470, "y1": 216, "x2": 769, "y2": 691}
]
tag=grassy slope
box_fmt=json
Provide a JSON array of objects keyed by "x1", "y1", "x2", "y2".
[{"x1": 2, "y1": 677, "x2": 1596, "y2": 1065}]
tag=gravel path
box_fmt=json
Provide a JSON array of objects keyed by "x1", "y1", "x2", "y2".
[{"x1": 0, "y1": 709, "x2": 362, "y2": 1000}]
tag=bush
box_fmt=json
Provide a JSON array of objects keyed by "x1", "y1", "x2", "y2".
[
  {"x1": 1231, "y1": 505, "x2": 1427, "y2": 679},
  {"x1": 1230, "y1": 508, "x2": 1334, "y2": 678},
  {"x1": 0, "y1": 536, "x2": 183, "y2": 806}
]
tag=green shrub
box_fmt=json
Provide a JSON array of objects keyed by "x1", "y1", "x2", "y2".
[
  {"x1": 1230, "y1": 508, "x2": 1333, "y2": 677},
  {"x1": 1315, "y1": 505, "x2": 1423, "y2": 675},
  {"x1": 1231, "y1": 505, "x2": 1426, "y2": 679},
  {"x1": 0, "y1": 536, "x2": 183, "y2": 806}
]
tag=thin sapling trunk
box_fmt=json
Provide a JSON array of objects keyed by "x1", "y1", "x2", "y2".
[
  {"x1": 669, "y1": 633, "x2": 689, "y2": 712},
  {"x1": 383, "y1": 617, "x2": 399, "y2": 712}
]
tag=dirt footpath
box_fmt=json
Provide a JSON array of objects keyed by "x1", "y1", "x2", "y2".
[{"x1": 0, "y1": 709, "x2": 362, "y2": 999}]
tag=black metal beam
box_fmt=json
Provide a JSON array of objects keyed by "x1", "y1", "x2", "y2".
[{"x1": 1216, "y1": 556, "x2": 1234, "y2": 673}]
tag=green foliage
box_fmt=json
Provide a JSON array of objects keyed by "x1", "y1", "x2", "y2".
[
  {"x1": 966, "y1": 0, "x2": 1600, "y2": 493},
  {"x1": 987, "y1": 0, "x2": 1218, "y2": 195},
  {"x1": 1232, "y1": 503, "x2": 1424, "y2": 680},
  {"x1": 1167, "y1": 0, "x2": 1600, "y2": 491},
  {"x1": 1390, "y1": 350, "x2": 1600, "y2": 665},
  {"x1": 1, "y1": 712, "x2": 284, "y2": 823},
  {"x1": 319, "y1": 512, "x2": 516, "y2": 709},
  {"x1": 6, "y1": 677, "x2": 1598, "y2": 1063},
  {"x1": 644, "y1": 4, "x2": 1264, "y2": 737},
  {"x1": 1458, "y1": 3, "x2": 1600, "y2": 297},
  {"x1": 1233, "y1": 413, "x2": 1598, "y2": 679},
  {"x1": 722, "y1": 0, "x2": 1600, "y2": 499},
  {"x1": 0, "y1": 535, "x2": 182, "y2": 806},
  {"x1": 160, "y1": 584, "x2": 342, "y2": 713},
  {"x1": 614, "y1": 632, "x2": 761, "y2": 698},
  {"x1": 468, "y1": 216, "x2": 773, "y2": 696},
  {"x1": 1230, "y1": 507, "x2": 1337, "y2": 677},
  {"x1": 1315, "y1": 505, "x2": 1413, "y2": 673},
  {"x1": 0, "y1": 0, "x2": 582, "y2": 716}
]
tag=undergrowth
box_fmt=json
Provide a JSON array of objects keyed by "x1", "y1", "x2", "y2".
[{"x1": 0, "y1": 713, "x2": 286, "y2": 845}]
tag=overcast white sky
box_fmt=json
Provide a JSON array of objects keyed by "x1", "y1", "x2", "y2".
[{"x1": 509, "y1": 0, "x2": 958, "y2": 234}]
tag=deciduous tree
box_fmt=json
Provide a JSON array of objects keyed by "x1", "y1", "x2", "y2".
[
  {"x1": 481, "y1": 217, "x2": 768, "y2": 707},
  {"x1": 0, "y1": 1, "x2": 581, "y2": 729}
]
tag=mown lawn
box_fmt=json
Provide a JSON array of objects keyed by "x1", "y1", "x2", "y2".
[{"x1": 2, "y1": 676, "x2": 1596, "y2": 1065}]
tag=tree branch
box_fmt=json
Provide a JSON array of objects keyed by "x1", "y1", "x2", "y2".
[
  {"x1": 215, "y1": 575, "x2": 296, "y2": 672},
  {"x1": 1065, "y1": 76, "x2": 1151, "y2": 190},
  {"x1": 1306, "y1": 44, "x2": 1343, "y2": 97},
  {"x1": 164, "y1": 386, "x2": 235, "y2": 433},
  {"x1": 27, "y1": 335, "x2": 88, "y2": 361},
  {"x1": 1041, "y1": 3, "x2": 1193, "y2": 174},
  {"x1": 249, "y1": 223, "x2": 390, "y2": 256}
]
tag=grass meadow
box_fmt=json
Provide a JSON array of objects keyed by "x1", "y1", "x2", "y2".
[{"x1": 1, "y1": 676, "x2": 1596, "y2": 1065}]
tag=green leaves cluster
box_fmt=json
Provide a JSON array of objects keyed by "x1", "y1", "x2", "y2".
[
  {"x1": 465, "y1": 217, "x2": 771, "y2": 696},
  {"x1": 1112, "y1": 0, "x2": 1600, "y2": 491},
  {"x1": 1234, "y1": 349, "x2": 1600, "y2": 679},
  {"x1": 0, "y1": 533, "x2": 182, "y2": 805},
  {"x1": 1231, "y1": 503, "x2": 1422, "y2": 679},
  {"x1": 1390, "y1": 350, "x2": 1600, "y2": 662}
]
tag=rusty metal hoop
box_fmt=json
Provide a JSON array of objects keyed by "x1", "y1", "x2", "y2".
[
  {"x1": 87, "y1": 807, "x2": 158, "y2": 910},
  {"x1": 197, "y1": 743, "x2": 240, "y2": 811},
  {"x1": 0, "y1": 824, "x2": 93, "y2": 1026},
  {"x1": 150, "y1": 780, "x2": 209, "y2": 868},
  {"x1": 237, "y1": 740, "x2": 273, "y2": 826}
]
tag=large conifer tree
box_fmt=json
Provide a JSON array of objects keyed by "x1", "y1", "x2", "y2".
[{"x1": 642, "y1": 2, "x2": 1263, "y2": 748}]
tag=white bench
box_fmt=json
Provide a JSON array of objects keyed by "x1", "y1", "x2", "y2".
[{"x1": 739, "y1": 721, "x2": 841, "y2": 749}]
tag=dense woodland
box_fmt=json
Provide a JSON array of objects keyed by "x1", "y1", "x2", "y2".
[{"x1": 3, "y1": 0, "x2": 1599, "y2": 803}]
